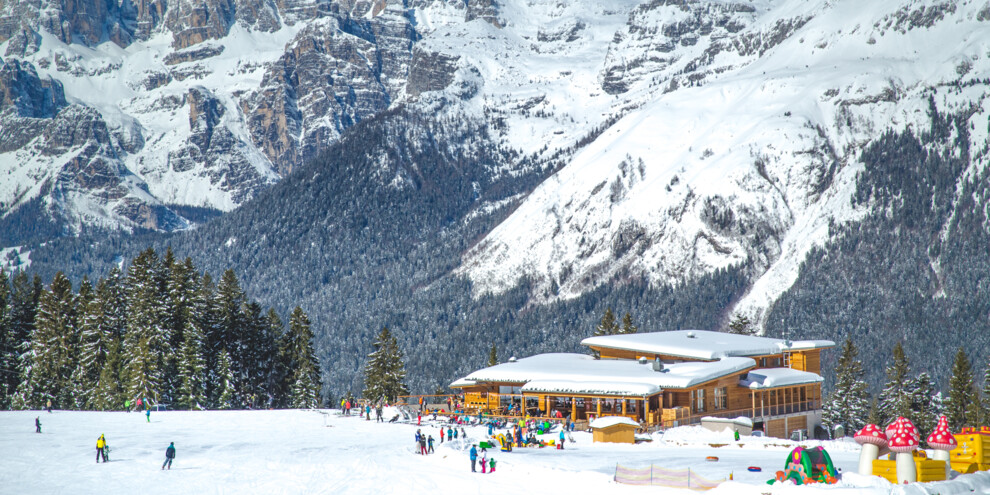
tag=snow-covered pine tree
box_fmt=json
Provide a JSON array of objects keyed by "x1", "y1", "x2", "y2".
[
  {"x1": 982, "y1": 357, "x2": 990, "y2": 425},
  {"x1": 21, "y1": 272, "x2": 78, "y2": 409},
  {"x1": 488, "y1": 343, "x2": 498, "y2": 367},
  {"x1": 8, "y1": 272, "x2": 41, "y2": 409},
  {"x1": 161, "y1": 253, "x2": 195, "y2": 405},
  {"x1": 239, "y1": 301, "x2": 275, "y2": 407},
  {"x1": 946, "y1": 347, "x2": 977, "y2": 429},
  {"x1": 0, "y1": 270, "x2": 12, "y2": 408},
  {"x1": 122, "y1": 248, "x2": 169, "y2": 406},
  {"x1": 621, "y1": 312, "x2": 638, "y2": 335},
  {"x1": 215, "y1": 269, "x2": 247, "y2": 406},
  {"x1": 908, "y1": 372, "x2": 938, "y2": 435},
  {"x1": 258, "y1": 308, "x2": 285, "y2": 407},
  {"x1": 176, "y1": 268, "x2": 208, "y2": 410},
  {"x1": 214, "y1": 348, "x2": 235, "y2": 410},
  {"x1": 362, "y1": 326, "x2": 408, "y2": 404},
  {"x1": 90, "y1": 269, "x2": 126, "y2": 410},
  {"x1": 821, "y1": 337, "x2": 871, "y2": 436},
  {"x1": 67, "y1": 277, "x2": 96, "y2": 409},
  {"x1": 877, "y1": 342, "x2": 912, "y2": 425},
  {"x1": 726, "y1": 313, "x2": 754, "y2": 335},
  {"x1": 287, "y1": 307, "x2": 322, "y2": 408}
]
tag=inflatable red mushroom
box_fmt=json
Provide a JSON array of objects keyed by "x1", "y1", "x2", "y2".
[
  {"x1": 926, "y1": 415, "x2": 957, "y2": 477},
  {"x1": 854, "y1": 424, "x2": 888, "y2": 476},
  {"x1": 888, "y1": 418, "x2": 920, "y2": 483}
]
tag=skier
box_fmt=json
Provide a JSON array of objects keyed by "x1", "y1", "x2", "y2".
[
  {"x1": 96, "y1": 434, "x2": 108, "y2": 462},
  {"x1": 427, "y1": 435, "x2": 435, "y2": 454},
  {"x1": 162, "y1": 442, "x2": 175, "y2": 470},
  {"x1": 340, "y1": 398, "x2": 346, "y2": 414},
  {"x1": 469, "y1": 444, "x2": 478, "y2": 472},
  {"x1": 489, "y1": 457, "x2": 496, "y2": 473},
  {"x1": 35, "y1": 417, "x2": 41, "y2": 433}
]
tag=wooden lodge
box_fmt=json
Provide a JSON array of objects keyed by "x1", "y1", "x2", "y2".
[{"x1": 450, "y1": 330, "x2": 833, "y2": 439}]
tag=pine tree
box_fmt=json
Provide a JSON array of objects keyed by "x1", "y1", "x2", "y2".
[
  {"x1": 287, "y1": 307, "x2": 322, "y2": 408},
  {"x1": 122, "y1": 248, "x2": 169, "y2": 406},
  {"x1": 176, "y1": 268, "x2": 208, "y2": 410},
  {"x1": 947, "y1": 347, "x2": 977, "y2": 429},
  {"x1": 68, "y1": 277, "x2": 96, "y2": 409},
  {"x1": 215, "y1": 269, "x2": 247, "y2": 406},
  {"x1": 362, "y1": 326, "x2": 408, "y2": 404},
  {"x1": 214, "y1": 348, "x2": 235, "y2": 410},
  {"x1": 620, "y1": 312, "x2": 638, "y2": 335},
  {"x1": 982, "y1": 357, "x2": 990, "y2": 425},
  {"x1": 878, "y1": 342, "x2": 912, "y2": 425},
  {"x1": 90, "y1": 269, "x2": 126, "y2": 410},
  {"x1": 726, "y1": 313, "x2": 754, "y2": 335},
  {"x1": 8, "y1": 272, "x2": 40, "y2": 409},
  {"x1": 908, "y1": 372, "x2": 938, "y2": 435},
  {"x1": 259, "y1": 309, "x2": 286, "y2": 407},
  {"x1": 488, "y1": 343, "x2": 498, "y2": 367},
  {"x1": 0, "y1": 270, "x2": 12, "y2": 408},
  {"x1": 821, "y1": 337, "x2": 871, "y2": 436},
  {"x1": 20, "y1": 272, "x2": 78, "y2": 409},
  {"x1": 593, "y1": 307, "x2": 619, "y2": 337},
  {"x1": 161, "y1": 253, "x2": 195, "y2": 405}
]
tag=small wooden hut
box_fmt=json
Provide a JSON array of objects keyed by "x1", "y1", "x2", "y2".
[{"x1": 591, "y1": 416, "x2": 640, "y2": 444}]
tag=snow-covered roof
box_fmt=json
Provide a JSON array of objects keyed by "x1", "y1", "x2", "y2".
[
  {"x1": 701, "y1": 416, "x2": 754, "y2": 428},
  {"x1": 450, "y1": 353, "x2": 756, "y2": 395},
  {"x1": 590, "y1": 416, "x2": 640, "y2": 429},
  {"x1": 739, "y1": 368, "x2": 824, "y2": 389},
  {"x1": 581, "y1": 330, "x2": 834, "y2": 360}
]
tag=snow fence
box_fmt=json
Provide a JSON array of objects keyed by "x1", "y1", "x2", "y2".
[{"x1": 613, "y1": 464, "x2": 725, "y2": 490}]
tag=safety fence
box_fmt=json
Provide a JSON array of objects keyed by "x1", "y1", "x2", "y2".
[{"x1": 613, "y1": 464, "x2": 725, "y2": 490}]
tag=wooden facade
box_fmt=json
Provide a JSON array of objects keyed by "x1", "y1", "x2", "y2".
[{"x1": 592, "y1": 423, "x2": 638, "y2": 444}]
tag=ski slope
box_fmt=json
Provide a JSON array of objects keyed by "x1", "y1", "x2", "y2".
[{"x1": 3, "y1": 409, "x2": 990, "y2": 494}]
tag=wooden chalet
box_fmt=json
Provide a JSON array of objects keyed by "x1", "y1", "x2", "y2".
[{"x1": 450, "y1": 330, "x2": 834, "y2": 439}]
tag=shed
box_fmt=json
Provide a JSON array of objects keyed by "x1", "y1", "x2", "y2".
[{"x1": 590, "y1": 416, "x2": 640, "y2": 444}]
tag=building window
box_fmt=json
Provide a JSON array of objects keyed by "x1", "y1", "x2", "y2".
[
  {"x1": 713, "y1": 387, "x2": 727, "y2": 410},
  {"x1": 693, "y1": 389, "x2": 705, "y2": 412}
]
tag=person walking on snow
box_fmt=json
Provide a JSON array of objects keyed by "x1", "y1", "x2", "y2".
[
  {"x1": 481, "y1": 453, "x2": 487, "y2": 473},
  {"x1": 145, "y1": 407, "x2": 151, "y2": 422},
  {"x1": 469, "y1": 444, "x2": 478, "y2": 472},
  {"x1": 489, "y1": 457, "x2": 496, "y2": 473},
  {"x1": 35, "y1": 417, "x2": 41, "y2": 433},
  {"x1": 419, "y1": 433, "x2": 428, "y2": 455},
  {"x1": 365, "y1": 404, "x2": 371, "y2": 421},
  {"x1": 46, "y1": 399, "x2": 52, "y2": 413},
  {"x1": 162, "y1": 442, "x2": 175, "y2": 470},
  {"x1": 96, "y1": 434, "x2": 108, "y2": 462},
  {"x1": 559, "y1": 428, "x2": 566, "y2": 450},
  {"x1": 440, "y1": 426, "x2": 444, "y2": 443},
  {"x1": 376, "y1": 403, "x2": 383, "y2": 423},
  {"x1": 427, "y1": 435, "x2": 435, "y2": 454}
]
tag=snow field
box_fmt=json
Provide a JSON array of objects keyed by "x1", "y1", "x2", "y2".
[{"x1": 6, "y1": 409, "x2": 990, "y2": 494}]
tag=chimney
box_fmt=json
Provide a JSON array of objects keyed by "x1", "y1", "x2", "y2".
[{"x1": 652, "y1": 356, "x2": 664, "y2": 372}]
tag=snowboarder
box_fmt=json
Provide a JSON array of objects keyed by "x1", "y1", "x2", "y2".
[
  {"x1": 96, "y1": 434, "x2": 108, "y2": 462},
  {"x1": 162, "y1": 442, "x2": 175, "y2": 470},
  {"x1": 427, "y1": 435, "x2": 435, "y2": 454},
  {"x1": 469, "y1": 444, "x2": 478, "y2": 472},
  {"x1": 489, "y1": 457, "x2": 496, "y2": 473},
  {"x1": 35, "y1": 417, "x2": 41, "y2": 433}
]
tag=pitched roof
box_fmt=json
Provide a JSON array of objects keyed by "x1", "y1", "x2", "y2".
[{"x1": 451, "y1": 353, "x2": 756, "y2": 395}]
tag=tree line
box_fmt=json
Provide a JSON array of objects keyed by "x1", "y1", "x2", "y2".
[
  {"x1": 823, "y1": 337, "x2": 990, "y2": 438},
  {"x1": 0, "y1": 247, "x2": 322, "y2": 411}
]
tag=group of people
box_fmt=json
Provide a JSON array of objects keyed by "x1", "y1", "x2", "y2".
[
  {"x1": 468, "y1": 444, "x2": 496, "y2": 473},
  {"x1": 341, "y1": 398, "x2": 388, "y2": 422},
  {"x1": 414, "y1": 429, "x2": 435, "y2": 455},
  {"x1": 90, "y1": 434, "x2": 175, "y2": 469}
]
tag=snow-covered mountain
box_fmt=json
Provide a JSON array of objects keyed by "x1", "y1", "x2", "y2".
[{"x1": 3, "y1": 0, "x2": 990, "y2": 332}]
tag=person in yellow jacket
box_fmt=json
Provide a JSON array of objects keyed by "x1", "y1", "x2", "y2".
[{"x1": 96, "y1": 434, "x2": 108, "y2": 463}]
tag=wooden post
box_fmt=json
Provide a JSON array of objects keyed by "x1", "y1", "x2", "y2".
[
  {"x1": 572, "y1": 396, "x2": 577, "y2": 420},
  {"x1": 597, "y1": 398, "x2": 601, "y2": 418},
  {"x1": 622, "y1": 398, "x2": 627, "y2": 416}
]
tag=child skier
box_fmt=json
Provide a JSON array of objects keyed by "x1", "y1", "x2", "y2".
[
  {"x1": 489, "y1": 457, "x2": 496, "y2": 473},
  {"x1": 481, "y1": 453, "x2": 487, "y2": 473}
]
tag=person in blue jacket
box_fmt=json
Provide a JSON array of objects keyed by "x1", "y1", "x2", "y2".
[
  {"x1": 559, "y1": 428, "x2": 566, "y2": 450},
  {"x1": 469, "y1": 444, "x2": 478, "y2": 472}
]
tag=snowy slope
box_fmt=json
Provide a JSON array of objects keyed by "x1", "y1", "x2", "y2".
[
  {"x1": 456, "y1": 0, "x2": 990, "y2": 329},
  {"x1": 6, "y1": 409, "x2": 990, "y2": 495}
]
